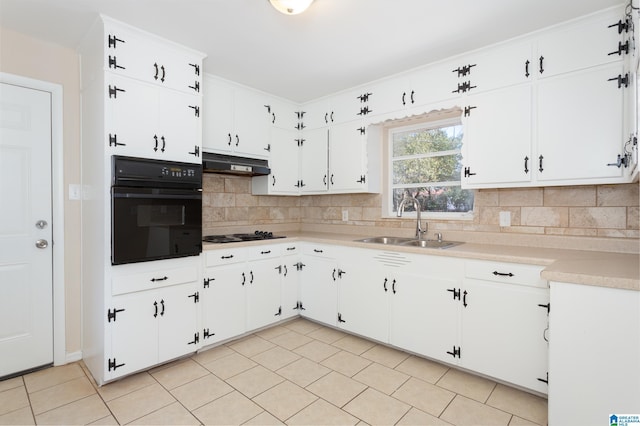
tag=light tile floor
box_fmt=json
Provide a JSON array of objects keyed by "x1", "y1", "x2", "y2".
[{"x1": 0, "y1": 319, "x2": 548, "y2": 425}]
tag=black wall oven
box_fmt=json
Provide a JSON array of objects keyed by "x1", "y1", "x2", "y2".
[{"x1": 111, "y1": 156, "x2": 202, "y2": 265}]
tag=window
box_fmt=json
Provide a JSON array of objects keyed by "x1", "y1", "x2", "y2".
[{"x1": 388, "y1": 117, "x2": 474, "y2": 218}]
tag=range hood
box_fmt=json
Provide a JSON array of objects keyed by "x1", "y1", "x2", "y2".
[{"x1": 202, "y1": 152, "x2": 271, "y2": 176}]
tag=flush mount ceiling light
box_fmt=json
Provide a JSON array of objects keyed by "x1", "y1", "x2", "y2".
[{"x1": 269, "y1": 0, "x2": 314, "y2": 15}]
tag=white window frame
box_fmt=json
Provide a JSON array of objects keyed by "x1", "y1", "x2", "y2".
[{"x1": 383, "y1": 116, "x2": 474, "y2": 220}]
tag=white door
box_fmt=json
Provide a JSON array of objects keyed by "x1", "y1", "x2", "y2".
[{"x1": 0, "y1": 82, "x2": 53, "y2": 377}]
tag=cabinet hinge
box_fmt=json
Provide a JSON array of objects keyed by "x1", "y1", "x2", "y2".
[
  {"x1": 204, "y1": 277, "x2": 214, "y2": 288},
  {"x1": 338, "y1": 313, "x2": 346, "y2": 323},
  {"x1": 357, "y1": 92, "x2": 372, "y2": 102},
  {"x1": 608, "y1": 73, "x2": 630, "y2": 89},
  {"x1": 446, "y1": 346, "x2": 461, "y2": 359},
  {"x1": 357, "y1": 127, "x2": 366, "y2": 135},
  {"x1": 188, "y1": 145, "x2": 200, "y2": 157},
  {"x1": 188, "y1": 292, "x2": 200, "y2": 303},
  {"x1": 108, "y1": 85, "x2": 125, "y2": 99},
  {"x1": 538, "y1": 303, "x2": 550, "y2": 314},
  {"x1": 188, "y1": 81, "x2": 200, "y2": 93},
  {"x1": 108, "y1": 133, "x2": 126, "y2": 147},
  {"x1": 608, "y1": 18, "x2": 631, "y2": 34},
  {"x1": 188, "y1": 332, "x2": 200, "y2": 345},
  {"x1": 107, "y1": 308, "x2": 125, "y2": 322},
  {"x1": 188, "y1": 105, "x2": 200, "y2": 117},
  {"x1": 189, "y1": 63, "x2": 200, "y2": 76},
  {"x1": 452, "y1": 64, "x2": 476, "y2": 77},
  {"x1": 453, "y1": 81, "x2": 476, "y2": 94},
  {"x1": 537, "y1": 372, "x2": 549, "y2": 385},
  {"x1": 463, "y1": 105, "x2": 477, "y2": 117},
  {"x1": 295, "y1": 122, "x2": 306, "y2": 130},
  {"x1": 447, "y1": 288, "x2": 461, "y2": 300},
  {"x1": 294, "y1": 262, "x2": 306, "y2": 271},
  {"x1": 108, "y1": 55, "x2": 125, "y2": 70},
  {"x1": 296, "y1": 111, "x2": 306, "y2": 119},
  {"x1": 357, "y1": 175, "x2": 366, "y2": 184},
  {"x1": 463, "y1": 167, "x2": 476, "y2": 177},
  {"x1": 294, "y1": 180, "x2": 306, "y2": 188},
  {"x1": 607, "y1": 153, "x2": 630, "y2": 168},
  {"x1": 608, "y1": 40, "x2": 630, "y2": 56},
  {"x1": 274, "y1": 306, "x2": 282, "y2": 316},
  {"x1": 295, "y1": 138, "x2": 305, "y2": 147},
  {"x1": 108, "y1": 358, "x2": 125, "y2": 371},
  {"x1": 295, "y1": 301, "x2": 306, "y2": 311},
  {"x1": 107, "y1": 34, "x2": 125, "y2": 49},
  {"x1": 357, "y1": 106, "x2": 372, "y2": 116},
  {"x1": 203, "y1": 328, "x2": 214, "y2": 339}
]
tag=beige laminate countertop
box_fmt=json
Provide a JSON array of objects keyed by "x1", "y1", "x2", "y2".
[{"x1": 203, "y1": 231, "x2": 640, "y2": 291}]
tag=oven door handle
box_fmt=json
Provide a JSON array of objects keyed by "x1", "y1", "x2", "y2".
[{"x1": 112, "y1": 190, "x2": 202, "y2": 200}]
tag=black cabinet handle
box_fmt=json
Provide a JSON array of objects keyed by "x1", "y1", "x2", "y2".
[
  {"x1": 314, "y1": 249, "x2": 323, "y2": 253},
  {"x1": 538, "y1": 155, "x2": 544, "y2": 173},
  {"x1": 160, "y1": 136, "x2": 166, "y2": 153},
  {"x1": 383, "y1": 278, "x2": 388, "y2": 292},
  {"x1": 242, "y1": 272, "x2": 246, "y2": 286},
  {"x1": 493, "y1": 271, "x2": 514, "y2": 277},
  {"x1": 330, "y1": 174, "x2": 334, "y2": 185},
  {"x1": 261, "y1": 250, "x2": 271, "y2": 255},
  {"x1": 410, "y1": 90, "x2": 415, "y2": 104},
  {"x1": 250, "y1": 271, "x2": 254, "y2": 284},
  {"x1": 539, "y1": 56, "x2": 544, "y2": 74},
  {"x1": 160, "y1": 299, "x2": 165, "y2": 316},
  {"x1": 272, "y1": 175, "x2": 276, "y2": 187},
  {"x1": 153, "y1": 63, "x2": 159, "y2": 80},
  {"x1": 324, "y1": 112, "x2": 328, "y2": 124},
  {"x1": 283, "y1": 265, "x2": 288, "y2": 277},
  {"x1": 401, "y1": 92, "x2": 406, "y2": 105},
  {"x1": 153, "y1": 301, "x2": 158, "y2": 317},
  {"x1": 525, "y1": 60, "x2": 530, "y2": 78},
  {"x1": 608, "y1": 18, "x2": 630, "y2": 34},
  {"x1": 227, "y1": 133, "x2": 232, "y2": 146},
  {"x1": 462, "y1": 290, "x2": 467, "y2": 307},
  {"x1": 392, "y1": 279, "x2": 396, "y2": 294},
  {"x1": 235, "y1": 135, "x2": 239, "y2": 146},
  {"x1": 323, "y1": 175, "x2": 327, "y2": 185},
  {"x1": 151, "y1": 276, "x2": 168, "y2": 282},
  {"x1": 221, "y1": 254, "x2": 234, "y2": 259},
  {"x1": 160, "y1": 65, "x2": 166, "y2": 83},
  {"x1": 330, "y1": 112, "x2": 334, "y2": 122},
  {"x1": 524, "y1": 156, "x2": 529, "y2": 174}
]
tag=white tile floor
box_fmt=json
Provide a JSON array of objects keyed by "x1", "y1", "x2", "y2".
[{"x1": 0, "y1": 319, "x2": 548, "y2": 425}]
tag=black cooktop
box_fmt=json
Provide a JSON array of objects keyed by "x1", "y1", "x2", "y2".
[{"x1": 203, "y1": 231, "x2": 285, "y2": 244}]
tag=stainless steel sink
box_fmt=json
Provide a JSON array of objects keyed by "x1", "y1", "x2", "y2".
[
  {"x1": 355, "y1": 236, "x2": 461, "y2": 249},
  {"x1": 400, "y1": 239, "x2": 462, "y2": 249},
  {"x1": 356, "y1": 236, "x2": 415, "y2": 245}
]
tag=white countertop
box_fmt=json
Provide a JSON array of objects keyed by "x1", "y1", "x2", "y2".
[{"x1": 204, "y1": 231, "x2": 640, "y2": 291}]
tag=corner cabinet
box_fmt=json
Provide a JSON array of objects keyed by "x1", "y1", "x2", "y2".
[{"x1": 78, "y1": 15, "x2": 205, "y2": 386}]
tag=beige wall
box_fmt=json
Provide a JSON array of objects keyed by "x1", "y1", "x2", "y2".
[{"x1": 0, "y1": 26, "x2": 82, "y2": 355}]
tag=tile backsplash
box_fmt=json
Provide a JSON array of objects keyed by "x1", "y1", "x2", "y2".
[{"x1": 203, "y1": 174, "x2": 639, "y2": 251}]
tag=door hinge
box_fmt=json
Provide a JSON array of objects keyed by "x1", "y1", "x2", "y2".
[
  {"x1": 446, "y1": 346, "x2": 461, "y2": 359},
  {"x1": 295, "y1": 138, "x2": 305, "y2": 147},
  {"x1": 108, "y1": 358, "x2": 125, "y2": 371},
  {"x1": 188, "y1": 81, "x2": 200, "y2": 93},
  {"x1": 189, "y1": 63, "x2": 200, "y2": 76},
  {"x1": 188, "y1": 105, "x2": 200, "y2": 117},
  {"x1": 357, "y1": 127, "x2": 366, "y2": 135},
  {"x1": 187, "y1": 332, "x2": 200, "y2": 345},
  {"x1": 357, "y1": 175, "x2": 366, "y2": 183},
  {"x1": 188, "y1": 145, "x2": 200, "y2": 157},
  {"x1": 608, "y1": 73, "x2": 630, "y2": 89},
  {"x1": 464, "y1": 167, "x2": 476, "y2": 177},
  {"x1": 447, "y1": 288, "x2": 461, "y2": 300},
  {"x1": 463, "y1": 105, "x2": 477, "y2": 117},
  {"x1": 188, "y1": 291, "x2": 199, "y2": 303},
  {"x1": 453, "y1": 81, "x2": 477, "y2": 94},
  {"x1": 538, "y1": 303, "x2": 550, "y2": 314},
  {"x1": 108, "y1": 85, "x2": 125, "y2": 99},
  {"x1": 107, "y1": 308, "x2": 125, "y2": 322},
  {"x1": 452, "y1": 63, "x2": 476, "y2": 77},
  {"x1": 108, "y1": 55, "x2": 125, "y2": 70},
  {"x1": 537, "y1": 372, "x2": 549, "y2": 384},
  {"x1": 107, "y1": 34, "x2": 125, "y2": 49},
  {"x1": 203, "y1": 328, "x2": 215, "y2": 339},
  {"x1": 204, "y1": 277, "x2": 214, "y2": 288},
  {"x1": 294, "y1": 301, "x2": 306, "y2": 311},
  {"x1": 274, "y1": 306, "x2": 282, "y2": 316},
  {"x1": 338, "y1": 313, "x2": 346, "y2": 323},
  {"x1": 607, "y1": 153, "x2": 630, "y2": 168},
  {"x1": 294, "y1": 262, "x2": 306, "y2": 271},
  {"x1": 108, "y1": 133, "x2": 126, "y2": 147}
]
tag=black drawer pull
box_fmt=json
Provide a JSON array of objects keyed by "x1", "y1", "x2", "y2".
[
  {"x1": 492, "y1": 271, "x2": 514, "y2": 277},
  {"x1": 221, "y1": 255, "x2": 234, "y2": 259}
]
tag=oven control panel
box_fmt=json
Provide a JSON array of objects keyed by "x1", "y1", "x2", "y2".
[{"x1": 113, "y1": 156, "x2": 202, "y2": 189}]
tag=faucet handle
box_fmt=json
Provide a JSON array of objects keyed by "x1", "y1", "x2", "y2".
[{"x1": 435, "y1": 232, "x2": 443, "y2": 243}]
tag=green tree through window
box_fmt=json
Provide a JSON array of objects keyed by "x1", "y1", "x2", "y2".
[{"x1": 390, "y1": 120, "x2": 474, "y2": 215}]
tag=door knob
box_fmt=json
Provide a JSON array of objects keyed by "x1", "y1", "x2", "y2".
[
  {"x1": 35, "y1": 239, "x2": 48, "y2": 249},
  {"x1": 35, "y1": 220, "x2": 48, "y2": 229}
]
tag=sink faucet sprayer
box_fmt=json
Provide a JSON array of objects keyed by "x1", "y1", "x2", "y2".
[{"x1": 396, "y1": 196, "x2": 427, "y2": 240}]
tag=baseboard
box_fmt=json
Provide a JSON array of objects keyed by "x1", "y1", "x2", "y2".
[{"x1": 64, "y1": 351, "x2": 82, "y2": 364}]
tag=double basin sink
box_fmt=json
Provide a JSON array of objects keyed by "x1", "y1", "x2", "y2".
[{"x1": 355, "y1": 236, "x2": 462, "y2": 250}]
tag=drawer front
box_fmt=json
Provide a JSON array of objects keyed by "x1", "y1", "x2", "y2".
[
  {"x1": 280, "y1": 242, "x2": 300, "y2": 256},
  {"x1": 205, "y1": 248, "x2": 247, "y2": 267},
  {"x1": 465, "y1": 260, "x2": 547, "y2": 288},
  {"x1": 112, "y1": 266, "x2": 197, "y2": 295},
  {"x1": 246, "y1": 244, "x2": 282, "y2": 260}
]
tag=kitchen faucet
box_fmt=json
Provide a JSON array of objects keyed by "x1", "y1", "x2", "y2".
[{"x1": 397, "y1": 196, "x2": 427, "y2": 240}]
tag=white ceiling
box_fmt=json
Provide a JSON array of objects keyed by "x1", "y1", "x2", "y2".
[{"x1": 0, "y1": 0, "x2": 624, "y2": 102}]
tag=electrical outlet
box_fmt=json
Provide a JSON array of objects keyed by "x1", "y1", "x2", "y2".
[
  {"x1": 342, "y1": 210, "x2": 348, "y2": 221},
  {"x1": 499, "y1": 211, "x2": 511, "y2": 227}
]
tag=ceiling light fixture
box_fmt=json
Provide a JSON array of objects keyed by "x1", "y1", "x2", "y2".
[{"x1": 269, "y1": 0, "x2": 314, "y2": 15}]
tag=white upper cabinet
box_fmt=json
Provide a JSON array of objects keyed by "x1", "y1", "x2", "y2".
[
  {"x1": 252, "y1": 126, "x2": 301, "y2": 195},
  {"x1": 534, "y1": 8, "x2": 628, "y2": 79},
  {"x1": 461, "y1": 84, "x2": 534, "y2": 188},
  {"x1": 103, "y1": 16, "x2": 202, "y2": 96},
  {"x1": 202, "y1": 75, "x2": 270, "y2": 158}
]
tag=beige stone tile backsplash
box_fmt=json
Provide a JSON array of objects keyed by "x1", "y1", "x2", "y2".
[{"x1": 203, "y1": 174, "x2": 639, "y2": 248}]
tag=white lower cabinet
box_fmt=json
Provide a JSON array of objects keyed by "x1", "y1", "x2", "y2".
[
  {"x1": 461, "y1": 261, "x2": 549, "y2": 394},
  {"x1": 280, "y1": 244, "x2": 302, "y2": 320},
  {"x1": 246, "y1": 246, "x2": 285, "y2": 330},
  {"x1": 298, "y1": 244, "x2": 339, "y2": 326},
  {"x1": 549, "y1": 281, "x2": 640, "y2": 424},
  {"x1": 106, "y1": 258, "x2": 200, "y2": 381}
]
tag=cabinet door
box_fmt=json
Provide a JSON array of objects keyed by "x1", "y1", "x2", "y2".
[
  {"x1": 465, "y1": 40, "x2": 534, "y2": 93},
  {"x1": 462, "y1": 84, "x2": 533, "y2": 188},
  {"x1": 108, "y1": 291, "x2": 158, "y2": 380},
  {"x1": 104, "y1": 23, "x2": 158, "y2": 84},
  {"x1": 299, "y1": 256, "x2": 338, "y2": 326},
  {"x1": 409, "y1": 60, "x2": 461, "y2": 107},
  {"x1": 156, "y1": 49, "x2": 202, "y2": 95},
  {"x1": 536, "y1": 9, "x2": 625, "y2": 78},
  {"x1": 158, "y1": 283, "x2": 200, "y2": 363},
  {"x1": 461, "y1": 279, "x2": 549, "y2": 393},
  {"x1": 369, "y1": 75, "x2": 410, "y2": 116},
  {"x1": 301, "y1": 99, "x2": 330, "y2": 130},
  {"x1": 105, "y1": 75, "x2": 160, "y2": 158},
  {"x1": 536, "y1": 63, "x2": 625, "y2": 183},
  {"x1": 330, "y1": 89, "x2": 363, "y2": 125},
  {"x1": 159, "y1": 90, "x2": 202, "y2": 163},
  {"x1": 337, "y1": 257, "x2": 389, "y2": 343},
  {"x1": 268, "y1": 127, "x2": 300, "y2": 194},
  {"x1": 201, "y1": 264, "x2": 247, "y2": 344},
  {"x1": 390, "y1": 261, "x2": 461, "y2": 365},
  {"x1": 233, "y1": 89, "x2": 270, "y2": 158},
  {"x1": 300, "y1": 128, "x2": 329, "y2": 192},
  {"x1": 329, "y1": 123, "x2": 366, "y2": 192},
  {"x1": 269, "y1": 97, "x2": 299, "y2": 131},
  {"x1": 202, "y1": 76, "x2": 235, "y2": 153},
  {"x1": 281, "y1": 254, "x2": 301, "y2": 320},
  {"x1": 246, "y1": 257, "x2": 283, "y2": 330}
]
